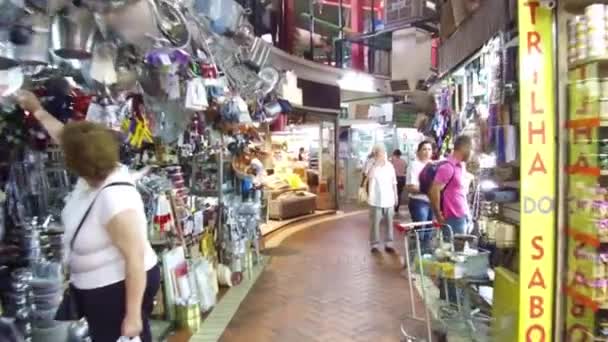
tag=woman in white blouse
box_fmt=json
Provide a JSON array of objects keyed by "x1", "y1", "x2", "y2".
[
  {"x1": 17, "y1": 90, "x2": 159, "y2": 342},
  {"x1": 406, "y1": 141, "x2": 434, "y2": 252},
  {"x1": 366, "y1": 145, "x2": 398, "y2": 253}
]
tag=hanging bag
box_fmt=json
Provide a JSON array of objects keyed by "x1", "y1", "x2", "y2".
[{"x1": 55, "y1": 182, "x2": 135, "y2": 321}]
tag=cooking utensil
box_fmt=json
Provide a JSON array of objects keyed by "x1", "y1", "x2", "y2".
[
  {"x1": 240, "y1": 37, "x2": 270, "y2": 71},
  {"x1": 51, "y1": 5, "x2": 98, "y2": 59},
  {"x1": 258, "y1": 66, "x2": 279, "y2": 95},
  {"x1": 0, "y1": 0, "x2": 28, "y2": 26},
  {"x1": 12, "y1": 13, "x2": 51, "y2": 65},
  {"x1": 0, "y1": 29, "x2": 19, "y2": 70},
  {"x1": 0, "y1": 66, "x2": 24, "y2": 97},
  {"x1": 101, "y1": 0, "x2": 189, "y2": 53}
]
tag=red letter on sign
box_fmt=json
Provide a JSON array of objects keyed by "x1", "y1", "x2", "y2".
[
  {"x1": 528, "y1": 121, "x2": 546, "y2": 144},
  {"x1": 532, "y1": 236, "x2": 544, "y2": 259},
  {"x1": 528, "y1": 31, "x2": 542, "y2": 54},
  {"x1": 528, "y1": 153, "x2": 548, "y2": 175},
  {"x1": 531, "y1": 92, "x2": 544, "y2": 114},
  {"x1": 526, "y1": 324, "x2": 546, "y2": 342},
  {"x1": 528, "y1": 268, "x2": 547, "y2": 289},
  {"x1": 525, "y1": 1, "x2": 540, "y2": 25},
  {"x1": 530, "y1": 296, "x2": 545, "y2": 318}
]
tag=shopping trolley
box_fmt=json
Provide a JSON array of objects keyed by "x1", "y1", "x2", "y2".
[{"x1": 395, "y1": 221, "x2": 492, "y2": 342}]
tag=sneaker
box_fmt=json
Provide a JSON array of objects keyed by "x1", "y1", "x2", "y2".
[
  {"x1": 370, "y1": 245, "x2": 380, "y2": 253},
  {"x1": 385, "y1": 242, "x2": 396, "y2": 253}
]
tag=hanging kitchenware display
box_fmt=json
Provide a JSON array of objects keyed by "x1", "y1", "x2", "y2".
[
  {"x1": 258, "y1": 66, "x2": 279, "y2": 95},
  {"x1": 26, "y1": 0, "x2": 70, "y2": 15},
  {"x1": 144, "y1": 93, "x2": 193, "y2": 144},
  {"x1": 192, "y1": 0, "x2": 249, "y2": 37},
  {"x1": 239, "y1": 37, "x2": 270, "y2": 71},
  {"x1": 50, "y1": 4, "x2": 99, "y2": 59},
  {"x1": 0, "y1": 66, "x2": 24, "y2": 97},
  {"x1": 113, "y1": 43, "x2": 138, "y2": 91},
  {"x1": 138, "y1": 44, "x2": 189, "y2": 99},
  {"x1": 11, "y1": 13, "x2": 51, "y2": 65},
  {"x1": 0, "y1": 0, "x2": 29, "y2": 26},
  {"x1": 0, "y1": 29, "x2": 19, "y2": 70},
  {"x1": 87, "y1": 41, "x2": 117, "y2": 85},
  {"x1": 101, "y1": 0, "x2": 190, "y2": 54},
  {"x1": 262, "y1": 99, "x2": 282, "y2": 123}
]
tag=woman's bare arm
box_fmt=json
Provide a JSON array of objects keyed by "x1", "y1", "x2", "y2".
[{"x1": 16, "y1": 90, "x2": 64, "y2": 144}]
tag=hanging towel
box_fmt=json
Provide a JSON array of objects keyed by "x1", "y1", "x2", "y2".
[
  {"x1": 505, "y1": 125, "x2": 517, "y2": 163},
  {"x1": 496, "y1": 126, "x2": 506, "y2": 164}
]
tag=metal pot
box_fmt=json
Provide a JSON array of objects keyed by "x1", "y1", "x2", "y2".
[
  {"x1": 51, "y1": 5, "x2": 98, "y2": 59},
  {"x1": 0, "y1": 0, "x2": 28, "y2": 26},
  {"x1": 12, "y1": 13, "x2": 51, "y2": 65},
  {"x1": 0, "y1": 30, "x2": 19, "y2": 70},
  {"x1": 101, "y1": 0, "x2": 189, "y2": 53}
]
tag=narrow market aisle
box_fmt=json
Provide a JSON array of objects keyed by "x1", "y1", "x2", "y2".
[{"x1": 218, "y1": 212, "x2": 425, "y2": 342}]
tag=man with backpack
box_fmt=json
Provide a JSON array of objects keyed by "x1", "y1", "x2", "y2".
[{"x1": 427, "y1": 135, "x2": 472, "y2": 236}]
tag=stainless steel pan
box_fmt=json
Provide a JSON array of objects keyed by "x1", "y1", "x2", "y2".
[{"x1": 50, "y1": 5, "x2": 98, "y2": 59}]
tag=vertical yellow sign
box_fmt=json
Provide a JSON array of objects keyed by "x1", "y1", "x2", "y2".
[{"x1": 518, "y1": 1, "x2": 555, "y2": 341}]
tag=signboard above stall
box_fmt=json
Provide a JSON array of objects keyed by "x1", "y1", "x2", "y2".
[{"x1": 393, "y1": 103, "x2": 418, "y2": 128}]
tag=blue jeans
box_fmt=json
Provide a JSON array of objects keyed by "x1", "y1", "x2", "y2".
[
  {"x1": 408, "y1": 198, "x2": 433, "y2": 252},
  {"x1": 440, "y1": 216, "x2": 467, "y2": 304}
]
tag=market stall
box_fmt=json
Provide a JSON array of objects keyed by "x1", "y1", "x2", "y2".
[
  {"x1": 257, "y1": 104, "x2": 339, "y2": 234},
  {"x1": 0, "y1": 0, "x2": 291, "y2": 340}
]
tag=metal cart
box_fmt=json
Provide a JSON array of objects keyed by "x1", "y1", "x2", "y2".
[{"x1": 396, "y1": 221, "x2": 492, "y2": 342}]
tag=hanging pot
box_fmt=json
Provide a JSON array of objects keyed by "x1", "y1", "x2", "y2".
[
  {"x1": 0, "y1": 0, "x2": 28, "y2": 26},
  {"x1": 240, "y1": 37, "x2": 270, "y2": 71},
  {"x1": 263, "y1": 101, "x2": 282, "y2": 122},
  {"x1": 0, "y1": 66, "x2": 24, "y2": 97},
  {"x1": 258, "y1": 67, "x2": 279, "y2": 95},
  {"x1": 25, "y1": 0, "x2": 69, "y2": 14},
  {"x1": 11, "y1": 13, "x2": 51, "y2": 65},
  {"x1": 101, "y1": 0, "x2": 189, "y2": 54},
  {"x1": 50, "y1": 5, "x2": 98, "y2": 59},
  {"x1": 0, "y1": 29, "x2": 19, "y2": 70}
]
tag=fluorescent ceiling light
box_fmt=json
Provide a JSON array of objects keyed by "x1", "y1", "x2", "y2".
[{"x1": 337, "y1": 71, "x2": 377, "y2": 93}]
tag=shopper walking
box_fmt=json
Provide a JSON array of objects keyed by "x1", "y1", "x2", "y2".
[
  {"x1": 429, "y1": 135, "x2": 473, "y2": 236},
  {"x1": 16, "y1": 90, "x2": 160, "y2": 342},
  {"x1": 390, "y1": 149, "x2": 407, "y2": 214},
  {"x1": 366, "y1": 145, "x2": 398, "y2": 253},
  {"x1": 406, "y1": 141, "x2": 434, "y2": 250}
]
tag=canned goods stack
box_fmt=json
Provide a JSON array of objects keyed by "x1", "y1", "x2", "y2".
[{"x1": 568, "y1": 4, "x2": 608, "y2": 66}]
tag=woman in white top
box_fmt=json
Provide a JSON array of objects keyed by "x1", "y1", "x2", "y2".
[
  {"x1": 17, "y1": 90, "x2": 159, "y2": 342},
  {"x1": 406, "y1": 141, "x2": 434, "y2": 251},
  {"x1": 366, "y1": 145, "x2": 398, "y2": 253}
]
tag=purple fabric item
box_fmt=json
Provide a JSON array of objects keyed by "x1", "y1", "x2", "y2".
[{"x1": 433, "y1": 156, "x2": 466, "y2": 219}]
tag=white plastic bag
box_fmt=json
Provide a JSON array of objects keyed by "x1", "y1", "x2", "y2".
[{"x1": 193, "y1": 260, "x2": 218, "y2": 313}]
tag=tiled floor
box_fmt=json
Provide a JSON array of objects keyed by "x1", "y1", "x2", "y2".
[{"x1": 219, "y1": 212, "x2": 425, "y2": 342}]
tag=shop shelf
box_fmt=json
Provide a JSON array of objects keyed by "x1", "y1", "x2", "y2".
[
  {"x1": 564, "y1": 0, "x2": 608, "y2": 15},
  {"x1": 567, "y1": 118, "x2": 601, "y2": 129},
  {"x1": 567, "y1": 227, "x2": 601, "y2": 248},
  {"x1": 569, "y1": 56, "x2": 608, "y2": 71},
  {"x1": 566, "y1": 286, "x2": 600, "y2": 312}
]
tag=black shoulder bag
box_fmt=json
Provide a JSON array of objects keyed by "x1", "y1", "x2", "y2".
[{"x1": 55, "y1": 182, "x2": 134, "y2": 321}]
